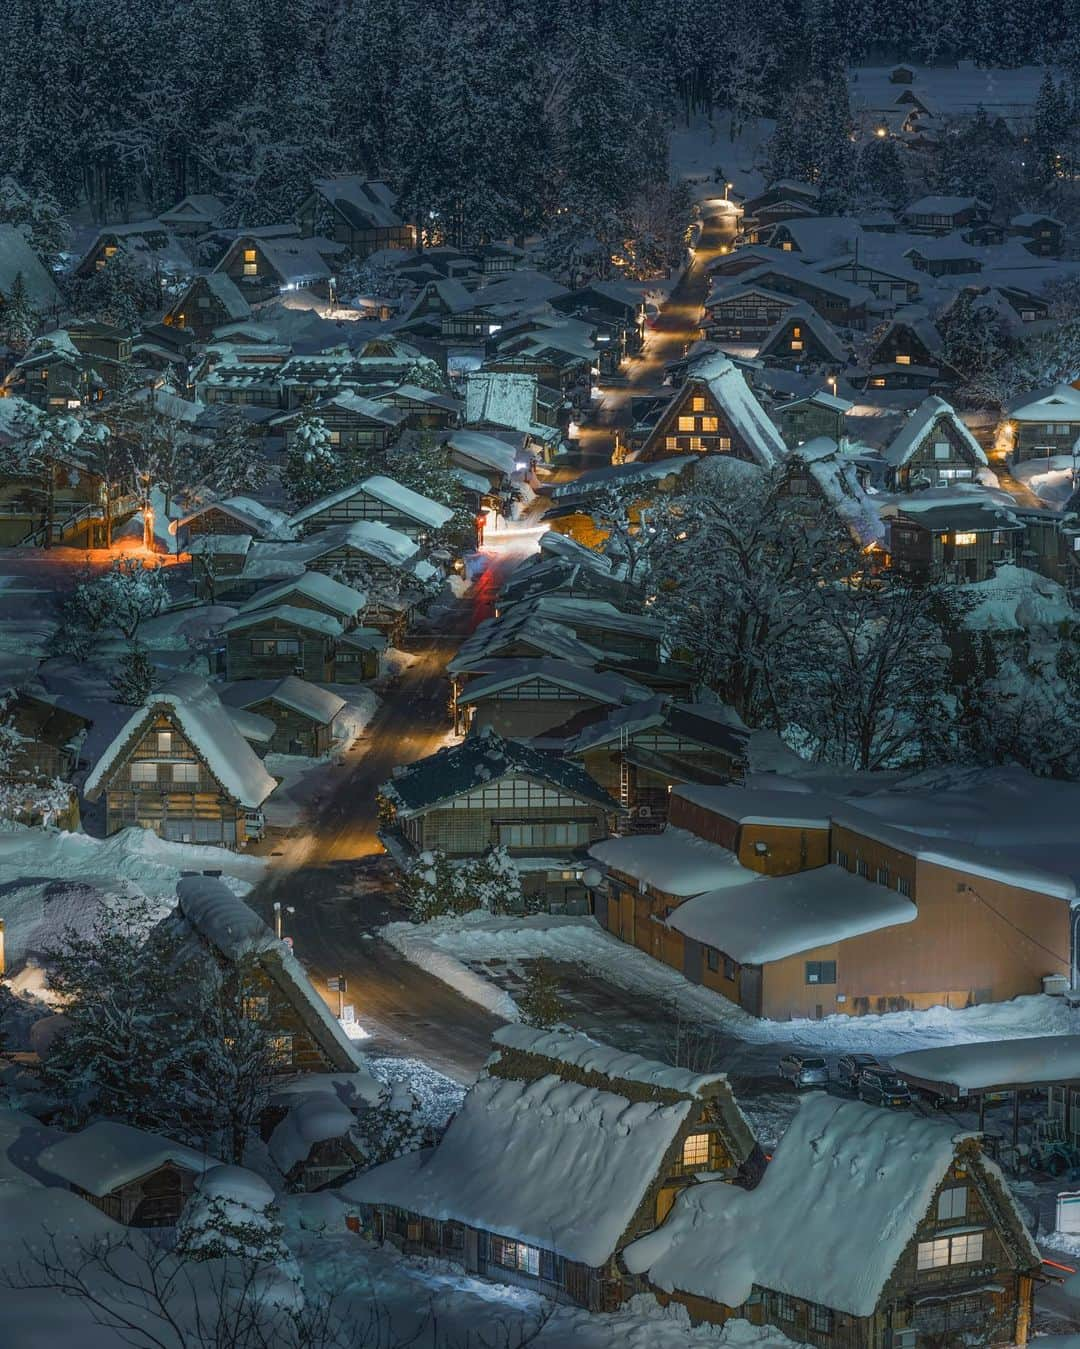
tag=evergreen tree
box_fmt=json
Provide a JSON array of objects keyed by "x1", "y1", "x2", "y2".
[
  {"x1": 518, "y1": 961, "x2": 565, "y2": 1029},
  {"x1": 108, "y1": 644, "x2": 161, "y2": 705},
  {"x1": 0, "y1": 272, "x2": 39, "y2": 354},
  {"x1": 280, "y1": 411, "x2": 345, "y2": 508},
  {"x1": 176, "y1": 1166, "x2": 291, "y2": 1264},
  {"x1": 766, "y1": 73, "x2": 855, "y2": 208},
  {"x1": 856, "y1": 137, "x2": 909, "y2": 211}
]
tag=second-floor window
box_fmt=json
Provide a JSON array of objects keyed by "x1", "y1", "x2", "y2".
[
  {"x1": 251, "y1": 638, "x2": 301, "y2": 656},
  {"x1": 917, "y1": 1231, "x2": 983, "y2": 1270},
  {"x1": 937, "y1": 1187, "x2": 967, "y2": 1220}
]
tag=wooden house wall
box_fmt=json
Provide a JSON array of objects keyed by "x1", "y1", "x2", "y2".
[
  {"x1": 466, "y1": 691, "x2": 601, "y2": 739},
  {"x1": 742, "y1": 272, "x2": 864, "y2": 328},
  {"x1": 893, "y1": 417, "x2": 981, "y2": 489},
  {"x1": 187, "y1": 508, "x2": 254, "y2": 537},
  {"x1": 1014, "y1": 421, "x2": 1080, "y2": 462},
  {"x1": 225, "y1": 616, "x2": 334, "y2": 681},
  {"x1": 165, "y1": 280, "x2": 235, "y2": 339},
  {"x1": 779, "y1": 405, "x2": 846, "y2": 448},
  {"x1": 296, "y1": 490, "x2": 429, "y2": 540},
  {"x1": 283, "y1": 407, "x2": 398, "y2": 457},
  {"x1": 705, "y1": 293, "x2": 793, "y2": 340},
  {"x1": 759, "y1": 318, "x2": 836, "y2": 365},
  {"x1": 641, "y1": 380, "x2": 754, "y2": 463},
  {"x1": 245, "y1": 699, "x2": 333, "y2": 756},
  {"x1": 78, "y1": 1163, "x2": 199, "y2": 1227},
  {"x1": 872, "y1": 325, "x2": 938, "y2": 368}
]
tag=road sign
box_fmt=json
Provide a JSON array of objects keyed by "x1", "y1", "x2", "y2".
[
  {"x1": 327, "y1": 975, "x2": 347, "y2": 993},
  {"x1": 342, "y1": 1004, "x2": 355, "y2": 1024}
]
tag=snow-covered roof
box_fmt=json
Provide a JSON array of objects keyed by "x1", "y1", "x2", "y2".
[
  {"x1": 624, "y1": 1094, "x2": 1027, "y2": 1318},
  {"x1": 174, "y1": 877, "x2": 363, "y2": 1070},
  {"x1": 667, "y1": 865, "x2": 916, "y2": 963},
  {"x1": 238, "y1": 570, "x2": 367, "y2": 620},
  {"x1": 889, "y1": 1035, "x2": 1080, "y2": 1093},
  {"x1": 446, "y1": 429, "x2": 520, "y2": 478},
  {"x1": 682, "y1": 352, "x2": 787, "y2": 468},
  {"x1": 311, "y1": 176, "x2": 402, "y2": 230},
  {"x1": 238, "y1": 675, "x2": 345, "y2": 725},
  {"x1": 344, "y1": 1059, "x2": 692, "y2": 1266},
  {"x1": 757, "y1": 304, "x2": 847, "y2": 363},
  {"x1": 521, "y1": 597, "x2": 663, "y2": 641},
  {"x1": 269, "y1": 1092, "x2": 358, "y2": 1175},
  {"x1": 198, "y1": 272, "x2": 251, "y2": 319},
  {"x1": 187, "y1": 532, "x2": 254, "y2": 556},
  {"x1": 226, "y1": 704, "x2": 276, "y2": 744},
  {"x1": 589, "y1": 828, "x2": 751, "y2": 897},
  {"x1": 672, "y1": 784, "x2": 835, "y2": 829},
  {"x1": 464, "y1": 370, "x2": 539, "y2": 434},
  {"x1": 381, "y1": 728, "x2": 618, "y2": 817},
  {"x1": 768, "y1": 217, "x2": 864, "y2": 260},
  {"x1": 884, "y1": 396, "x2": 988, "y2": 468},
  {"x1": 548, "y1": 456, "x2": 698, "y2": 502},
  {"x1": 180, "y1": 496, "x2": 293, "y2": 538},
  {"x1": 38, "y1": 1121, "x2": 219, "y2": 1195},
  {"x1": 1007, "y1": 383, "x2": 1080, "y2": 422},
  {"x1": 491, "y1": 1024, "x2": 730, "y2": 1099},
  {"x1": 903, "y1": 195, "x2": 983, "y2": 217},
  {"x1": 222, "y1": 603, "x2": 343, "y2": 639},
  {"x1": 0, "y1": 224, "x2": 62, "y2": 308},
  {"x1": 83, "y1": 675, "x2": 276, "y2": 809},
  {"x1": 305, "y1": 519, "x2": 420, "y2": 570},
  {"x1": 356, "y1": 475, "x2": 454, "y2": 530},
  {"x1": 448, "y1": 613, "x2": 602, "y2": 675},
  {"x1": 790, "y1": 438, "x2": 885, "y2": 549},
  {"x1": 457, "y1": 660, "x2": 652, "y2": 709}
]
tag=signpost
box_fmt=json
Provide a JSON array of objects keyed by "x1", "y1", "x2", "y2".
[{"x1": 327, "y1": 975, "x2": 347, "y2": 1019}]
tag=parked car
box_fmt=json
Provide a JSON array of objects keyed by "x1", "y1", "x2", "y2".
[
  {"x1": 858, "y1": 1069, "x2": 912, "y2": 1108},
  {"x1": 837, "y1": 1053, "x2": 882, "y2": 1090},
  {"x1": 778, "y1": 1054, "x2": 829, "y2": 1090}
]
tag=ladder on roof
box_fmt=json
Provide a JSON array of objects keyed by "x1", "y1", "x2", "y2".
[{"x1": 618, "y1": 725, "x2": 630, "y2": 812}]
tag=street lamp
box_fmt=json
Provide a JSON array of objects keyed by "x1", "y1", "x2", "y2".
[
  {"x1": 724, "y1": 181, "x2": 733, "y2": 203},
  {"x1": 273, "y1": 901, "x2": 295, "y2": 941}
]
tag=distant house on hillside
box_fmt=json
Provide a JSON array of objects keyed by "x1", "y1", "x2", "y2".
[
  {"x1": 884, "y1": 396, "x2": 988, "y2": 490},
  {"x1": 164, "y1": 273, "x2": 252, "y2": 340},
  {"x1": 901, "y1": 195, "x2": 987, "y2": 234},
  {"x1": 1004, "y1": 384, "x2": 1080, "y2": 463},
  {"x1": 0, "y1": 224, "x2": 62, "y2": 311},
  {"x1": 83, "y1": 674, "x2": 276, "y2": 846},
  {"x1": 158, "y1": 194, "x2": 226, "y2": 236},
  {"x1": 345, "y1": 1024, "x2": 761, "y2": 1310}
]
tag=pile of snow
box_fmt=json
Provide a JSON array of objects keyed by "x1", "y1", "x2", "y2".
[
  {"x1": 0, "y1": 824, "x2": 264, "y2": 969},
  {"x1": 962, "y1": 564, "x2": 1075, "y2": 633},
  {"x1": 1012, "y1": 453, "x2": 1076, "y2": 509},
  {"x1": 269, "y1": 1093, "x2": 359, "y2": 1176}
]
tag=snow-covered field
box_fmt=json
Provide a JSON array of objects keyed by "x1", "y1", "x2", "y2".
[{"x1": 383, "y1": 912, "x2": 1080, "y2": 1059}]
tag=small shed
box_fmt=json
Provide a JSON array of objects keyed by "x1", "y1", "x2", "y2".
[
  {"x1": 232, "y1": 675, "x2": 346, "y2": 756},
  {"x1": 38, "y1": 1121, "x2": 219, "y2": 1226}
]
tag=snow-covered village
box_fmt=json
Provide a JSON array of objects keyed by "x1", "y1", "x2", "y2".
[{"x1": 6, "y1": 5, "x2": 1080, "y2": 1347}]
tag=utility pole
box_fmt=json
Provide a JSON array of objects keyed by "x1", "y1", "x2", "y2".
[{"x1": 272, "y1": 901, "x2": 295, "y2": 941}]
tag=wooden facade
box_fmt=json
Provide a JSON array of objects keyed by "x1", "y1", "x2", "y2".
[
  {"x1": 240, "y1": 697, "x2": 336, "y2": 756},
  {"x1": 91, "y1": 711, "x2": 256, "y2": 846},
  {"x1": 224, "y1": 612, "x2": 336, "y2": 682},
  {"x1": 888, "y1": 413, "x2": 984, "y2": 491},
  {"x1": 76, "y1": 1163, "x2": 200, "y2": 1227},
  {"x1": 292, "y1": 482, "x2": 443, "y2": 542},
  {"x1": 776, "y1": 396, "x2": 849, "y2": 449},
  {"x1": 887, "y1": 513, "x2": 1022, "y2": 582},
  {"x1": 704, "y1": 287, "x2": 796, "y2": 341},
  {"x1": 638, "y1": 379, "x2": 752, "y2": 462}
]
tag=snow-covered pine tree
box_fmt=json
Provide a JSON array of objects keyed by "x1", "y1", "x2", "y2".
[
  {"x1": 0, "y1": 272, "x2": 39, "y2": 354},
  {"x1": 280, "y1": 410, "x2": 346, "y2": 508},
  {"x1": 518, "y1": 961, "x2": 565, "y2": 1029},
  {"x1": 108, "y1": 644, "x2": 161, "y2": 705},
  {"x1": 176, "y1": 1166, "x2": 290, "y2": 1265}
]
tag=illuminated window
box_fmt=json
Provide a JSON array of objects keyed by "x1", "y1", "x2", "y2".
[
  {"x1": 717, "y1": 436, "x2": 731, "y2": 451},
  {"x1": 243, "y1": 263, "x2": 257, "y2": 276},
  {"x1": 329, "y1": 431, "x2": 341, "y2": 445},
  {"x1": 954, "y1": 531, "x2": 977, "y2": 546},
  {"x1": 792, "y1": 326, "x2": 802, "y2": 337},
  {"x1": 130, "y1": 761, "x2": 157, "y2": 784},
  {"x1": 243, "y1": 248, "x2": 257, "y2": 262},
  {"x1": 700, "y1": 416, "x2": 719, "y2": 432},
  {"x1": 895, "y1": 353, "x2": 911, "y2": 364},
  {"x1": 682, "y1": 1133, "x2": 710, "y2": 1168},
  {"x1": 917, "y1": 1232, "x2": 982, "y2": 1270},
  {"x1": 782, "y1": 241, "x2": 794, "y2": 251},
  {"x1": 689, "y1": 436, "x2": 704, "y2": 452},
  {"x1": 937, "y1": 1187, "x2": 967, "y2": 1220},
  {"x1": 870, "y1": 377, "x2": 886, "y2": 388},
  {"x1": 791, "y1": 340, "x2": 803, "y2": 351},
  {"x1": 172, "y1": 761, "x2": 199, "y2": 784},
  {"x1": 104, "y1": 245, "x2": 117, "y2": 258},
  {"x1": 157, "y1": 731, "x2": 173, "y2": 753},
  {"x1": 243, "y1": 995, "x2": 269, "y2": 1021},
  {"x1": 490, "y1": 1237, "x2": 541, "y2": 1276},
  {"x1": 691, "y1": 396, "x2": 706, "y2": 412},
  {"x1": 678, "y1": 415, "x2": 695, "y2": 432},
  {"x1": 665, "y1": 435, "x2": 678, "y2": 450}
]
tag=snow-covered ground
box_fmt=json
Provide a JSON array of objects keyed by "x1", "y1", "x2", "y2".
[
  {"x1": 0, "y1": 824, "x2": 264, "y2": 976},
  {"x1": 383, "y1": 912, "x2": 1080, "y2": 1059},
  {"x1": 669, "y1": 114, "x2": 772, "y2": 202},
  {"x1": 1013, "y1": 455, "x2": 1077, "y2": 510}
]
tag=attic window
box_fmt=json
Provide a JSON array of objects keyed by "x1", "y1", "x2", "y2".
[
  {"x1": 701, "y1": 416, "x2": 719, "y2": 433},
  {"x1": 682, "y1": 1133, "x2": 711, "y2": 1167},
  {"x1": 792, "y1": 327, "x2": 802, "y2": 338},
  {"x1": 692, "y1": 396, "x2": 706, "y2": 412},
  {"x1": 790, "y1": 340, "x2": 803, "y2": 351},
  {"x1": 933, "y1": 441, "x2": 950, "y2": 460},
  {"x1": 781, "y1": 241, "x2": 794, "y2": 251},
  {"x1": 156, "y1": 731, "x2": 173, "y2": 753},
  {"x1": 917, "y1": 1232, "x2": 983, "y2": 1269},
  {"x1": 895, "y1": 353, "x2": 911, "y2": 365},
  {"x1": 243, "y1": 248, "x2": 257, "y2": 263},
  {"x1": 103, "y1": 245, "x2": 117, "y2": 258}
]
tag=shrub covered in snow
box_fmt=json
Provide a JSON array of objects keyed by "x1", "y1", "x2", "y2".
[
  {"x1": 517, "y1": 960, "x2": 566, "y2": 1030},
  {"x1": 401, "y1": 846, "x2": 530, "y2": 921},
  {"x1": 176, "y1": 1165, "x2": 291, "y2": 1267}
]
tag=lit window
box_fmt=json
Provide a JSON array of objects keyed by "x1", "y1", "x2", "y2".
[
  {"x1": 690, "y1": 436, "x2": 704, "y2": 451},
  {"x1": 700, "y1": 416, "x2": 719, "y2": 433},
  {"x1": 678, "y1": 416, "x2": 695, "y2": 432},
  {"x1": 781, "y1": 241, "x2": 793, "y2": 251},
  {"x1": 270, "y1": 1034, "x2": 294, "y2": 1065},
  {"x1": 682, "y1": 1133, "x2": 710, "y2": 1168},
  {"x1": 954, "y1": 531, "x2": 977, "y2": 546},
  {"x1": 895, "y1": 353, "x2": 911, "y2": 365},
  {"x1": 491, "y1": 1237, "x2": 541, "y2": 1276},
  {"x1": 937, "y1": 1187, "x2": 967, "y2": 1221},
  {"x1": 691, "y1": 396, "x2": 706, "y2": 412},
  {"x1": 130, "y1": 761, "x2": 157, "y2": 784},
  {"x1": 243, "y1": 248, "x2": 257, "y2": 263},
  {"x1": 917, "y1": 1232, "x2": 983, "y2": 1269},
  {"x1": 157, "y1": 731, "x2": 173, "y2": 753},
  {"x1": 104, "y1": 245, "x2": 117, "y2": 258},
  {"x1": 717, "y1": 437, "x2": 732, "y2": 451},
  {"x1": 792, "y1": 326, "x2": 802, "y2": 338},
  {"x1": 790, "y1": 340, "x2": 803, "y2": 351},
  {"x1": 870, "y1": 377, "x2": 886, "y2": 388},
  {"x1": 243, "y1": 263, "x2": 257, "y2": 276},
  {"x1": 172, "y1": 761, "x2": 199, "y2": 784},
  {"x1": 665, "y1": 435, "x2": 678, "y2": 450},
  {"x1": 329, "y1": 431, "x2": 341, "y2": 445}
]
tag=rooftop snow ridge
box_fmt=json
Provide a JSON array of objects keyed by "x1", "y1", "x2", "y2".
[{"x1": 491, "y1": 1024, "x2": 728, "y2": 1100}]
